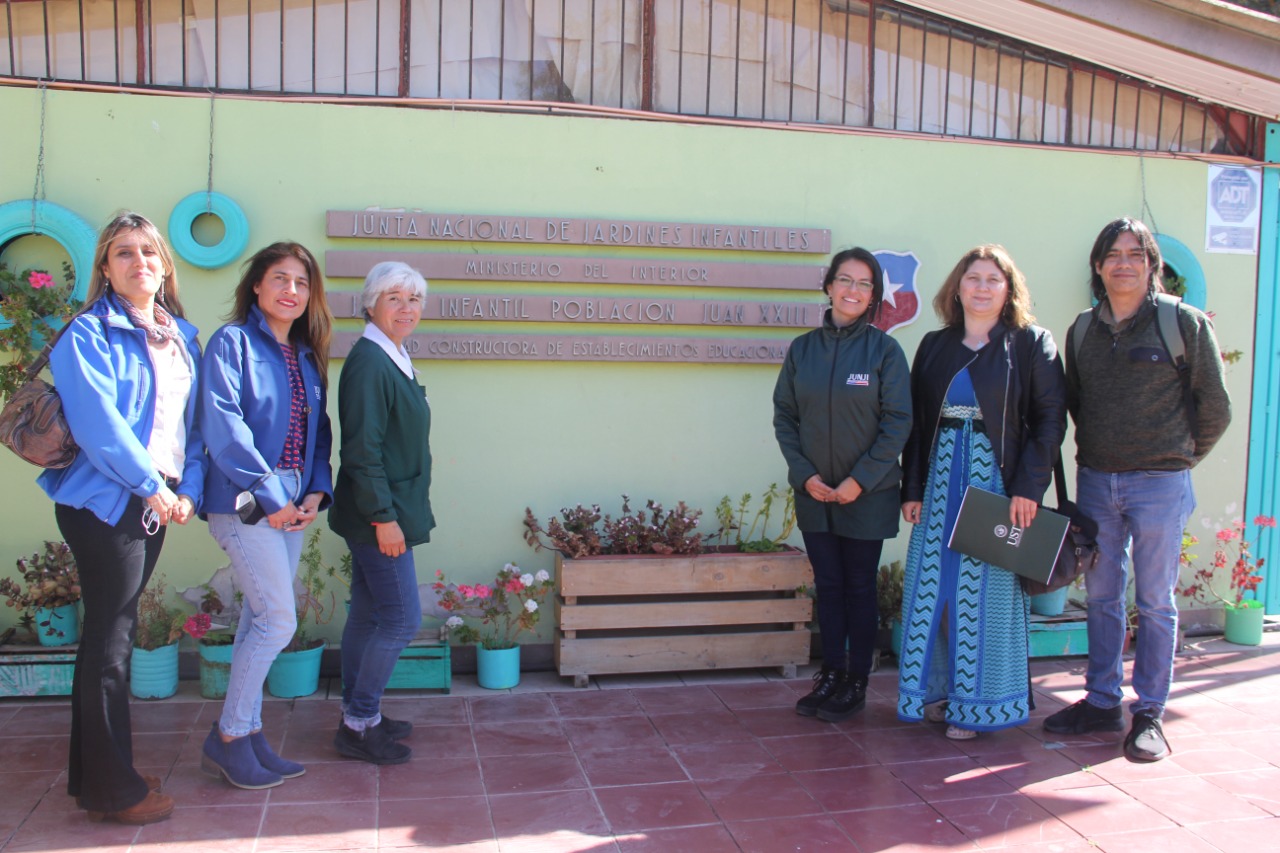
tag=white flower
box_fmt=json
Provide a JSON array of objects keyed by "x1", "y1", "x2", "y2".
[
  {"x1": 535, "y1": 570, "x2": 550, "y2": 583},
  {"x1": 504, "y1": 562, "x2": 518, "y2": 572},
  {"x1": 520, "y1": 573, "x2": 534, "y2": 586},
  {"x1": 445, "y1": 615, "x2": 463, "y2": 628},
  {"x1": 524, "y1": 600, "x2": 538, "y2": 613}
]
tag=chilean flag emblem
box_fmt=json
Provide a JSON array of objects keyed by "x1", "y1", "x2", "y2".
[{"x1": 871, "y1": 250, "x2": 922, "y2": 335}]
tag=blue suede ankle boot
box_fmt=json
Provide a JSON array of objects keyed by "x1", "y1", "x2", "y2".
[
  {"x1": 249, "y1": 730, "x2": 306, "y2": 779},
  {"x1": 201, "y1": 724, "x2": 283, "y2": 790}
]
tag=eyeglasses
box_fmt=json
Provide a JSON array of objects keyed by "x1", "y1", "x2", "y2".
[{"x1": 832, "y1": 275, "x2": 874, "y2": 293}]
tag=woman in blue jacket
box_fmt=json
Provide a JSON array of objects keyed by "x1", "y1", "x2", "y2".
[
  {"x1": 200, "y1": 242, "x2": 333, "y2": 789},
  {"x1": 39, "y1": 212, "x2": 205, "y2": 825},
  {"x1": 773, "y1": 247, "x2": 912, "y2": 722}
]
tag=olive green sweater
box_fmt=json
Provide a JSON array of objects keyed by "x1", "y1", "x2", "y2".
[
  {"x1": 329, "y1": 338, "x2": 435, "y2": 547},
  {"x1": 1065, "y1": 294, "x2": 1230, "y2": 472}
]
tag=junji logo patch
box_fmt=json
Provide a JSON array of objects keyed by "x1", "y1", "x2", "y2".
[{"x1": 846, "y1": 373, "x2": 870, "y2": 386}]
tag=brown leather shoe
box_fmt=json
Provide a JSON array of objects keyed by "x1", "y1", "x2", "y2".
[
  {"x1": 85, "y1": 791, "x2": 174, "y2": 825},
  {"x1": 76, "y1": 774, "x2": 162, "y2": 809}
]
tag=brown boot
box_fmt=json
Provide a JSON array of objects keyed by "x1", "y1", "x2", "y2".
[
  {"x1": 76, "y1": 774, "x2": 162, "y2": 809},
  {"x1": 85, "y1": 791, "x2": 174, "y2": 825}
]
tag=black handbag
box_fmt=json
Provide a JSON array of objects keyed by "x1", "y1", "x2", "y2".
[{"x1": 1020, "y1": 458, "x2": 1099, "y2": 596}]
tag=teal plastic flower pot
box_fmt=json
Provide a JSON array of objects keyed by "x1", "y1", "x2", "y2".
[
  {"x1": 476, "y1": 645, "x2": 520, "y2": 690},
  {"x1": 1030, "y1": 587, "x2": 1069, "y2": 617},
  {"x1": 130, "y1": 643, "x2": 179, "y2": 699},
  {"x1": 34, "y1": 604, "x2": 79, "y2": 646},
  {"x1": 890, "y1": 618, "x2": 903, "y2": 657},
  {"x1": 1223, "y1": 600, "x2": 1265, "y2": 646},
  {"x1": 198, "y1": 640, "x2": 235, "y2": 699},
  {"x1": 267, "y1": 642, "x2": 325, "y2": 698}
]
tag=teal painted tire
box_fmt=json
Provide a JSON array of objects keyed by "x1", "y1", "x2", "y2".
[
  {"x1": 168, "y1": 191, "x2": 249, "y2": 270},
  {"x1": 1155, "y1": 234, "x2": 1206, "y2": 311},
  {"x1": 0, "y1": 199, "x2": 96, "y2": 330}
]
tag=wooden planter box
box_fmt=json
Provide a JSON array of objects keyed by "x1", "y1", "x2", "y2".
[
  {"x1": 0, "y1": 643, "x2": 77, "y2": 697},
  {"x1": 555, "y1": 548, "x2": 813, "y2": 687}
]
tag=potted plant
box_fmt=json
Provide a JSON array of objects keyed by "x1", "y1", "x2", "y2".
[
  {"x1": 196, "y1": 581, "x2": 238, "y2": 698},
  {"x1": 132, "y1": 574, "x2": 210, "y2": 699},
  {"x1": 435, "y1": 563, "x2": 554, "y2": 689},
  {"x1": 0, "y1": 263, "x2": 77, "y2": 401},
  {"x1": 524, "y1": 489, "x2": 812, "y2": 687},
  {"x1": 266, "y1": 528, "x2": 335, "y2": 698},
  {"x1": 876, "y1": 560, "x2": 905, "y2": 656},
  {"x1": 1178, "y1": 515, "x2": 1276, "y2": 646},
  {"x1": 0, "y1": 541, "x2": 81, "y2": 646}
]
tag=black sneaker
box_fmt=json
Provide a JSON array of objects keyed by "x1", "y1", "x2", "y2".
[
  {"x1": 816, "y1": 673, "x2": 868, "y2": 722},
  {"x1": 1043, "y1": 699, "x2": 1124, "y2": 734},
  {"x1": 334, "y1": 721, "x2": 412, "y2": 765},
  {"x1": 795, "y1": 668, "x2": 842, "y2": 717},
  {"x1": 1124, "y1": 712, "x2": 1171, "y2": 762},
  {"x1": 377, "y1": 715, "x2": 414, "y2": 741}
]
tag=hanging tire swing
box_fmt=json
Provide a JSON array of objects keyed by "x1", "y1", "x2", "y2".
[
  {"x1": 168, "y1": 191, "x2": 249, "y2": 270},
  {"x1": 0, "y1": 200, "x2": 97, "y2": 328}
]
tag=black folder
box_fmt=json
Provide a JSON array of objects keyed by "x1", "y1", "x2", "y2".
[{"x1": 946, "y1": 486, "x2": 1070, "y2": 584}]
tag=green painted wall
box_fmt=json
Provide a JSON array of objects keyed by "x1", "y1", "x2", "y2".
[{"x1": 0, "y1": 86, "x2": 1259, "y2": 642}]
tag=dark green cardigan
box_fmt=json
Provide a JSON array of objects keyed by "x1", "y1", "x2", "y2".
[{"x1": 329, "y1": 337, "x2": 435, "y2": 547}]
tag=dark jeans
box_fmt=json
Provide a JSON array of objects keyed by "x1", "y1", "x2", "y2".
[
  {"x1": 340, "y1": 539, "x2": 423, "y2": 721},
  {"x1": 56, "y1": 498, "x2": 165, "y2": 813},
  {"x1": 802, "y1": 531, "x2": 883, "y2": 677}
]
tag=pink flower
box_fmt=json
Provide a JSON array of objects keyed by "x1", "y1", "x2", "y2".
[
  {"x1": 474, "y1": 584, "x2": 492, "y2": 599},
  {"x1": 184, "y1": 613, "x2": 211, "y2": 640},
  {"x1": 26, "y1": 271, "x2": 53, "y2": 289},
  {"x1": 1254, "y1": 516, "x2": 1277, "y2": 528},
  {"x1": 1217, "y1": 529, "x2": 1239, "y2": 542}
]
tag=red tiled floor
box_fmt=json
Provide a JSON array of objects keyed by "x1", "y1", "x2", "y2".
[
  {"x1": 1115, "y1": 773, "x2": 1272, "y2": 825},
  {"x1": 3, "y1": 634, "x2": 1280, "y2": 851},
  {"x1": 479, "y1": 750, "x2": 587, "y2": 795},
  {"x1": 377, "y1": 795, "x2": 495, "y2": 848},
  {"x1": 697, "y1": 773, "x2": 823, "y2": 822},
  {"x1": 726, "y1": 815, "x2": 856, "y2": 851},
  {"x1": 593, "y1": 781, "x2": 718, "y2": 832},
  {"x1": 670, "y1": 740, "x2": 782, "y2": 780},
  {"x1": 832, "y1": 802, "x2": 978, "y2": 850}
]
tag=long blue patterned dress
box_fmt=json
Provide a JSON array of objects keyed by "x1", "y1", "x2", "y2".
[{"x1": 896, "y1": 368, "x2": 1031, "y2": 731}]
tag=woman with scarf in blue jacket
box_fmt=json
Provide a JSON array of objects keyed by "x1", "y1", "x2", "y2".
[
  {"x1": 39, "y1": 212, "x2": 206, "y2": 825},
  {"x1": 199, "y1": 242, "x2": 333, "y2": 789}
]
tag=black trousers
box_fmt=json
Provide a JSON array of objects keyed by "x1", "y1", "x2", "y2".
[
  {"x1": 801, "y1": 531, "x2": 883, "y2": 677},
  {"x1": 56, "y1": 498, "x2": 166, "y2": 813}
]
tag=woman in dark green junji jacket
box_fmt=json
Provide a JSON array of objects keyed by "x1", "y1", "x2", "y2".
[
  {"x1": 329, "y1": 261, "x2": 434, "y2": 766},
  {"x1": 773, "y1": 247, "x2": 912, "y2": 722}
]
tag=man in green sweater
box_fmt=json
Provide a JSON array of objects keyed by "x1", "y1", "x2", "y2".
[{"x1": 1045, "y1": 218, "x2": 1230, "y2": 762}]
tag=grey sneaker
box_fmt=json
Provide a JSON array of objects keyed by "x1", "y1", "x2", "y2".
[
  {"x1": 1124, "y1": 712, "x2": 1171, "y2": 762},
  {"x1": 1043, "y1": 699, "x2": 1124, "y2": 734}
]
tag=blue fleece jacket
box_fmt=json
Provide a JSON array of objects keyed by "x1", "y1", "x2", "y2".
[
  {"x1": 200, "y1": 304, "x2": 333, "y2": 516},
  {"x1": 38, "y1": 293, "x2": 207, "y2": 525}
]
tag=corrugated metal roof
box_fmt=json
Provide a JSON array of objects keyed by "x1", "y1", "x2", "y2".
[{"x1": 896, "y1": 0, "x2": 1280, "y2": 119}]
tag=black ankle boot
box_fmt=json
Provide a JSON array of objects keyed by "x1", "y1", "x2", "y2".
[
  {"x1": 817, "y1": 672, "x2": 868, "y2": 722},
  {"x1": 795, "y1": 667, "x2": 842, "y2": 717}
]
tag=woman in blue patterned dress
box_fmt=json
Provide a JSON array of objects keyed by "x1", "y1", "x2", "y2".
[{"x1": 897, "y1": 245, "x2": 1066, "y2": 739}]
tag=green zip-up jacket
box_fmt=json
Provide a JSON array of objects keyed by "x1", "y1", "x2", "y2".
[
  {"x1": 329, "y1": 337, "x2": 435, "y2": 548},
  {"x1": 773, "y1": 312, "x2": 912, "y2": 540}
]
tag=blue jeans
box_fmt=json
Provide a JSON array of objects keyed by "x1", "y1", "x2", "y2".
[
  {"x1": 1077, "y1": 466, "x2": 1194, "y2": 718},
  {"x1": 340, "y1": 539, "x2": 423, "y2": 721},
  {"x1": 209, "y1": 468, "x2": 304, "y2": 738}
]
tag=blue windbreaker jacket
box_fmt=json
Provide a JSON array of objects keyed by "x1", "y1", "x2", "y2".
[
  {"x1": 38, "y1": 293, "x2": 207, "y2": 525},
  {"x1": 200, "y1": 304, "x2": 333, "y2": 516}
]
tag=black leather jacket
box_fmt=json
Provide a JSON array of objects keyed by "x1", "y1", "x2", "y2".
[{"x1": 901, "y1": 321, "x2": 1067, "y2": 505}]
